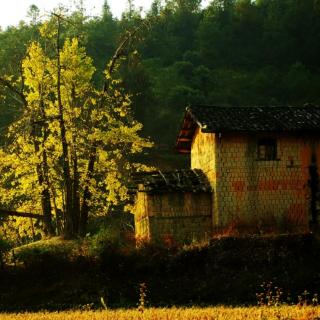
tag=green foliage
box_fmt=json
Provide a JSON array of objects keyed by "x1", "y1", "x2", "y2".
[
  {"x1": 137, "y1": 0, "x2": 320, "y2": 142},
  {"x1": 0, "y1": 237, "x2": 11, "y2": 264},
  {"x1": 1, "y1": 0, "x2": 319, "y2": 145},
  {"x1": 12, "y1": 237, "x2": 74, "y2": 266},
  {"x1": 88, "y1": 226, "x2": 122, "y2": 255},
  {"x1": 87, "y1": 214, "x2": 135, "y2": 255}
]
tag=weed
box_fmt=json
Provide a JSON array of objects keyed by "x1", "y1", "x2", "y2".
[
  {"x1": 138, "y1": 282, "x2": 147, "y2": 312},
  {"x1": 298, "y1": 291, "x2": 319, "y2": 307},
  {"x1": 80, "y1": 303, "x2": 94, "y2": 311},
  {"x1": 313, "y1": 294, "x2": 319, "y2": 306},
  {"x1": 100, "y1": 297, "x2": 107, "y2": 310},
  {"x1": 256, "y1": 282, "x2": 284, "y2": 306},
  {"x1": 257, "y1": 283, "x2": 319, "y2": 308}
]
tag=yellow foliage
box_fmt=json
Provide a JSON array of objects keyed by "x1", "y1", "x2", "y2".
[{"x1": 0, "y1": 21, "x2": 153, "y2": 238}]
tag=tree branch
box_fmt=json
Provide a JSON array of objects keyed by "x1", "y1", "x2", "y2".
[
  {"x1": 0, "y1": 77, "x2": 27, "y2": 106},
  {"x1": 0, "y1": 209, "x2": 44, "y2": 220},
  {"x1": 105, "y1": 20, "x2": 150, "y2": 89}
]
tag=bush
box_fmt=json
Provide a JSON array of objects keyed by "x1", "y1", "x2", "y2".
[
  {"x1": 87, "y1": 214, "x2": 135, "y2": 256},
  {"x1": 12, "y1": 237, "x2": 73, "y2": 268},
  {"x1": 88, "y1": 225, "x2": 134, "y2": 256},
  {"x1": 0, "y1": 238, "x2": 12, "y2": 268}
]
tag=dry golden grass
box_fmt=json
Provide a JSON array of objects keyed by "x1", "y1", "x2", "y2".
[{"x1": 1, "y1": 307, "x2": 320, "y2": 320}]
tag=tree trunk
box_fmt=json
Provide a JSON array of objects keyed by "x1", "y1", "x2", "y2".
[
  {"x1": 71, "y1": 86, "x2": 81, "y2": 234},
  {"x1": 41, "y1": 141, "x2": 55, "y2": 236},
  {"x1": 79, "y1": 145, "x2": 96, "y2": 236},
  {"x1": 32, "y1": 122, "x2": 54, "y2": 236},
  {"x1": 78, "y1": 28, "x2": 138, "y2": 235},
  {"x1": 56, "y1": 16, "x2": 75, "y2": 239},
  {"x1": 71, "y1": 146, "x2": 80, "y2": 233},
  {"x1": 39, "y1": 97, "x2": 55, "y2": 236}
]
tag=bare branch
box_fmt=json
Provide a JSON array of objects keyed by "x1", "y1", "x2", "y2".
[
  {"x1": 105, "y1": 20, "x2": 150, "y2": 89},
  {"x1": 0, "y1": 77, "x2": 27, "y2": 106}
]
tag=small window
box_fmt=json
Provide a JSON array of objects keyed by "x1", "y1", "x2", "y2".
[{"x1": 257, "y1": 139, "x2": 277, "y2": 161}]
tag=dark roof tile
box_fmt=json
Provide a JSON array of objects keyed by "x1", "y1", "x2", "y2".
[
  {"x1": 187, "y1": 105, "x2": 320, "y2": 132},
  {"x1": 133, "y1": 169, "x2": 211, "y2": 194},
  {"x1": 177, "y1": 105, "x2": 320, "y2": 152}
]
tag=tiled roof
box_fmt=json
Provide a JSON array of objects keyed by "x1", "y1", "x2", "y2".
[
  {"x1": 187, "y1": 105, "x2": 320, "y2": 132},
  {"x1": 176, "y1": 105, "x2": 320, "y2": 152},
  {"x1": 133, "y1": 169, "x2": 211, "y2": 194}
]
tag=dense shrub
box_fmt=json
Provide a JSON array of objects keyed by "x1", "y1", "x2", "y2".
[
  {"x1": 87, "y1": 214, "x2": 135, "y2": 256},
  {"x1": 12, "y1": 238, "x2": 74, "y2": 270},
  {"x1": 0, "y1": 238, "x2": 11, "y2": 268},
  {"x1": 1, "y1": 233, "x2": 320, "y2": 311}
]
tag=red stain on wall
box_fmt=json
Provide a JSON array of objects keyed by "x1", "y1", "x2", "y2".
[
  {"x1": 231, "y1": 179, "x2": 306, "y2": 192},
  {"x1": 232, "y1": 181, "x2": 246, "y2": 192},
  {"x1": 300, "y1": 146, "x2": 311, "y2": 169},
  {"x1": 287, "y1": 203, "x2": 308, "y2": 227}
]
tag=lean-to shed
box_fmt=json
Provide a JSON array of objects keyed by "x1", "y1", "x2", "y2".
[{"x1": 134, "y1": 169, "x2": 212, "y2": 242}]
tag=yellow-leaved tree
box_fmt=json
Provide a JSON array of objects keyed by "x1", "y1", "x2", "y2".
[{"x1": 0, "y1": 13, "x2": 152, "y2": 239}]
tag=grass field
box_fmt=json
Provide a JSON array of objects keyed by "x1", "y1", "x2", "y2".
[{"x1": 1, "y1": 307, "x2": 320, "y2": 320}]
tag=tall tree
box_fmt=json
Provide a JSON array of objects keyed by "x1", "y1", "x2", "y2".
[{"x1": 0, "y1": 14, "x2": 152, "y2": 239}]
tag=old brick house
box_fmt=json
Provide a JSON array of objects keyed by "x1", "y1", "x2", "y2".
[{"x1": 134, "y1": 105, "x2": 320, "y2": 242}]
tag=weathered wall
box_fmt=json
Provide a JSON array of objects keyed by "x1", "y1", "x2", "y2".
[
  {"x1": 191, "y1": 130, "x2": 320, "y2": 233},
  {"x1": 215, "y1": 133, "x2": 314, "y2": 232},
  {"x1": 134, "y1": 190, "x2": 212, "y2": 242},
  {"x1": 191, "y1": 128, "x2": 216, "y2": 184},
  {"x1": 191, "y1": 128, "x2": 219, "y2": 227},
  {"x1": 134, "y1": 190, "x2": 151, "y2": 239}
]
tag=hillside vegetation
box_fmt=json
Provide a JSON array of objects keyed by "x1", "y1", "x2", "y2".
[{"x1": 0, "y1": 0, "x2": 320, "y2": 145}]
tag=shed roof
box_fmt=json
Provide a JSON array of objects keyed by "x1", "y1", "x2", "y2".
[
  {"x1": 133, "y1": 169, "x2": 211, "y2": 194},
  {"x1": 176, "y1": 105, "x2": 320, "y2": 153}
]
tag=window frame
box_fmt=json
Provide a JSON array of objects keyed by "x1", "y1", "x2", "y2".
[{"x1": 257, "y1": 138, "x2": 278, "y2": 161}]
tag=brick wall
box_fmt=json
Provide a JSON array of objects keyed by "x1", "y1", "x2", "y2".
[
  {"x1": 191, "y1": 130, "x2": 320, "y2": 233},
  {"x1": 191, "y1": 127, "x2": 217, "y2": 184},
  {"x1": 191, "y1": 128, "x2": 219, "y2": 227},
  {"x1": 134, "y1": 189, "x2": 212, "y2": 242},
  {"x1": 134, "y1": 190, "x2": 151, "y2": 239}
]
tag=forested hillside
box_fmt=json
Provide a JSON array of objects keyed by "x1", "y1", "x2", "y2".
[{"x1": 1, "y1": 0, "x2": 320, "y2": 144}]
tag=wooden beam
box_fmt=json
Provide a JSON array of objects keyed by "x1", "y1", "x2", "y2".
[
  {"x1": 149, "y1": 214, "x2": 212, "y2": 220},
  {"x1": 177, "y1": 149, "x2": 190, "y2": 154},
  {"x1": 0, "y1": 209, "x2": 44, "y2": 220},
  {"x1": 180, "y1": 129, "x2": 191, "y2": 136}
]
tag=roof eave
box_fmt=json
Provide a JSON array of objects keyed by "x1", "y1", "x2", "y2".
[
  {"x1": 176, "y1": 107, "x2": 205, "y2": 153},
  {"x1": 201, "y1": 128, "x2": 320, "y2": 134}
]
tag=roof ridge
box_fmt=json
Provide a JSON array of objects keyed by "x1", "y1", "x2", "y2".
[
  {"x1": 177, "y1": 105, "x2": 320, "y2": 152},
  {"x1": 188, "y1": 104, "x2": 320, "y2": 109}
]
